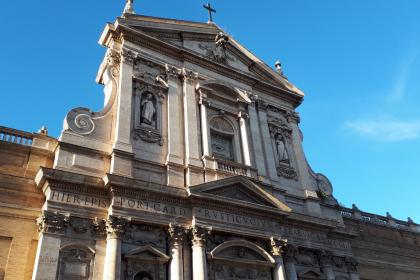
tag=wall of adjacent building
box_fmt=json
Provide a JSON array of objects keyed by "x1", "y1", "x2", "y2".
[
  {"x1": 344, "y1": 217, "x2": 420, "y2": 280},
  {"x1": 0, "y1": 128, "x2": 56, "y2": 279}
]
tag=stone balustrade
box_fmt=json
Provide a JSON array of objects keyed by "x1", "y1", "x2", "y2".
[
  {"x1": 0, "y1": 126, "x2": 33, "y2": 146},
  {"x1": 340, "y1": 206, "x2": 419, "y2": 233},
  {"x1": 215, "y1": 158, "x2": 258, "y2": 179}
]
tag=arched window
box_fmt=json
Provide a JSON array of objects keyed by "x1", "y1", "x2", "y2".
[{"x1": 209, "y1": 117, "x2": 235, "y2": 161}]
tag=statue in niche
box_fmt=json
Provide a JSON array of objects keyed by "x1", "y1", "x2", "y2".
[
  {"x1": 141, "y1": 93, "x2": 156, "y2": 128},
  {"x1": 275, "y1": 134, "x2": 290, "y2": 165}
]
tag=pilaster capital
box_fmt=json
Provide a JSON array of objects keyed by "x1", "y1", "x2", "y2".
[
  {"x1": 121, "y1": 49, "x2": 136, "y2": 66},
  {"x1": 107, "y1": 50, "x2": 121, "y2": 66},
  {"x1": 36, "y1": 211, "x2": 69, "y2": 234},
  {"x1": 165, "y1": 64, "x2": 182, "y2": 79},
  {"x1": 181, "y1": 68, "x2": 198, "y2": 85},
  {"x1": 168, "y1": 223, "x2": 188, "y2": 247},
  {"x1": 257, "y1": 100, "x2": 269, "y2": 112},
  {"x1": 192, "y1": 225, "x2": 211, "y2": 247},
  {"x1": 105, "y1": 215, "x2": 130, "y2": 239},
  {"x1": 270, "y1": 237, "x2": 287, "y2": 257},
  {"x1": 286, "y1": 110, "x2": 300, "y2": 124}
]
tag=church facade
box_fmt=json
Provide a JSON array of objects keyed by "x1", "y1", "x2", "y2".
[{"x1": 0, "y1": 6, "x2": 419, "y2": 280}]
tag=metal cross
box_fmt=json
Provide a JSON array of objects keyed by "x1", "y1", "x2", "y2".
[{"x1": 203, "y1": 3, "x2": 216, "y2": 22}]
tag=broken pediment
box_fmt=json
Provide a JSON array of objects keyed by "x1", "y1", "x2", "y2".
[{"x1": 189, "y1": 176, "x2": 291, "y2": 213}]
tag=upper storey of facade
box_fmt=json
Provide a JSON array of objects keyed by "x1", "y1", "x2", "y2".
[{"x1": 56, "y1": 12, "x2": 338, "y2": 225}]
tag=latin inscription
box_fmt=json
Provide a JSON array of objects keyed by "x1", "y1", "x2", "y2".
[
  {"x1": 113, "y1": 196, "x2": 190, "y2": 217},
  {"x1": 195, "y1": 207, "x2": 278, "y2": 231},
  {"x1": 50, "y1": 191, "x2": 108, "y2": 209}
]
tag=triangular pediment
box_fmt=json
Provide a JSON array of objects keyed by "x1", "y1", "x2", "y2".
[
  {"x1": 189, "y1": 176, "x2": 291, "y2": 213},
  {"x1": 298, "y1": 269, "x2": 326, "y2": 279},
  {"x1": 125, "y1": 245, "x2": 169, "y2": 262},
  {"x1": 113, "y1": 15, "x2": 304, "y2": 97}
]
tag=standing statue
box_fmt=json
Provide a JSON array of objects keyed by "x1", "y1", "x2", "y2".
[
  {"x1": 275, "y1": 134, "x2": 289, "y2": 164},
  {"x1": 141, "y1": 93, "x2": 156, "y2": 127}
]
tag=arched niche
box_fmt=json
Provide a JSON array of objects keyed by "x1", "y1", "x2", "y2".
[
  {"x1": 57, "y1": 244, "x2": 95, "y2": 280},
  {"x1": 208, "y1": 239, "x2": 275, "y2": 280},
  {"x1": 124, "y1": 245, "x2": 169, "y2": 280},
  {"x1": 134, "y1": 82, "x2": 165, "y2": 145}
]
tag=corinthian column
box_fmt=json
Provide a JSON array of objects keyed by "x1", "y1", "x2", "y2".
[
  {"x1": 103, "y1": 216, "x2": 130, "y2": 280},
  {"x1": 191, "y1": 226, "x2": 211, "y2": 280},
  {"x1": 283, "y1": 244, "x2": 298, "y2": 280},
  {"x1": 168, "y1": 224, "x2": 187, "y2": 280},
  {"x1": 270, "y1": 237, "x2": 287, "y2": 280}
]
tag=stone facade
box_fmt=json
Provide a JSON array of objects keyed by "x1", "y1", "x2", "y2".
[{"x1": 0, "y1": 9, "x2": 419, "y2": 280}]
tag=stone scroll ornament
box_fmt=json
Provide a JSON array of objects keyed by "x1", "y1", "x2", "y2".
[{"x1": 64, "y1": 49, "x2": 122, "y2": 135}]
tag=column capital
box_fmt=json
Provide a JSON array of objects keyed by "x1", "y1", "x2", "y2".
[
  {"x1": 165, "y1": 64, "x2": 182, "y2": 79},
  {"x1": 181, "y1": 68, "x2": 198, "y2": 85},
  {"x1": 257, "y1": 99, "x2": 269, "y2": 112},
  {"x1": 105, "y1": 216, "x2": 131, "y2": 239},
  {"x1": 168, "y1": 223, "x2": 188, "y2": 246},
  {"x1": 37, "y1": 211, "x2": 69, "y2": 234},
  {"x1": 270, "y1": 237, "x2": 287, "y2": 257},
  {"x1": 192, "y1": 225, "x2": 211, "y2": 247}
]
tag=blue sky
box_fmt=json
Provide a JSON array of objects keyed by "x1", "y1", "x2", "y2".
[{"x1": 1, "y1": 1, "x2": 419, "y2": 222}]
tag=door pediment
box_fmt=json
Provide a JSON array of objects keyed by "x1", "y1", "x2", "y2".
[{"x1": 189, "y1": 176, "x2": 291, "y2": 214}]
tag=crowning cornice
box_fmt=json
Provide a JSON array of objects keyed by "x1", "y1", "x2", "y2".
[{"x1": 101, "y1": 21, "x2": 303, "y2": 108}]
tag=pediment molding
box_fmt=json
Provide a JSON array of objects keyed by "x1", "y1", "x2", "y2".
[
  {"x1": 125, "y1": 245, "x2": 170, "y2": 263},
  {"x1": 107, "y1": 21, "x2": 303, "y2": 106},
  {"x1": 297, "y1": 269, "x2": 327, "y2": 280},
  {"x1": 189, "y1": 176, "x2": 291, "y2": 214}
]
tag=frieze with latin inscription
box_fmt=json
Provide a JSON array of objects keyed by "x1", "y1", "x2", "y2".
[
  {"x1": 49, "y1": 191, "x2": 108, "y2": 209},
  {"x1": 47, "y1": 192, "x2": 351, "y2": 250}
]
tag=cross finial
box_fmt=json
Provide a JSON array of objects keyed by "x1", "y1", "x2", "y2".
[
  {"x1": 203, "y1": 3, "x2": 216, "y2": 23},
  {"x1": 123, "y1": 0, "x2": 135, "y2": 15}
]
